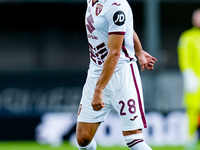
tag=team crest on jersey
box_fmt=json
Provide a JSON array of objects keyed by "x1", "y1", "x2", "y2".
[{"x1": 96, "y1": 3, "x2": 103, "y2": 16}]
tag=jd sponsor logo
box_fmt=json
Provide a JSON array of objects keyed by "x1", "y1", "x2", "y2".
[{"x1": 113, "y1": 11, "x2": 125, "y2": 26}]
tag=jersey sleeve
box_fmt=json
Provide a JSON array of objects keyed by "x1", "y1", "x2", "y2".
[{"x1": 105, "y1": 4, "x2": 127, "y2": 35}]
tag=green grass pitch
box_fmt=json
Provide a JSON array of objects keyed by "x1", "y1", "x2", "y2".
[{"x1": 0, "y1": 141, "x2": 200, "y2": 150}]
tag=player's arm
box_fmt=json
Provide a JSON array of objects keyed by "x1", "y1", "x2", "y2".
[
  {"x1": 177, "y1": 34, "x2": 190, "y2": 71},
  {"x1": 178, "y1": 34, "x2": 199, "y2": 93},
  {"x1": 91, "y1": 34, "x2": 124, "y2": 111},
  {"x1": 134, "y1": 30, "x2": 157, "y2": 71}
]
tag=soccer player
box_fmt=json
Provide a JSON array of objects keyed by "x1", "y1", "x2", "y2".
[
  {"x1": 177, "y1": 9, "x2": 200, "y2": 149},
  {"x1": 76, "y1": 0, "x2": 157, "y2": 150}
]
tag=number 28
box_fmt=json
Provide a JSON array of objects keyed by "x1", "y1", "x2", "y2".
[{"x1": 119, "y1": 99, "x2": 136, "y2": 116}]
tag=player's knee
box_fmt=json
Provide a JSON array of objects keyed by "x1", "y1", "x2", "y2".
[
  {"x1": 77, "y1": 138, "x2": 97, "y2": 150},
  {"x1": 77, "y1": 137, "x2": 91, "y2": 147},
  {"x1": 77, "y1": 133, "x2": 93, "y2": 147}
]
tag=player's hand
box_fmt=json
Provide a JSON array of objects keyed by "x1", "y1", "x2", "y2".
[
  {"x1": 91, "y1": 89, "x2": 105, "y2": 111},
  {"x1": 136, "y1": 50, "x2": 157, "y2": 71}
]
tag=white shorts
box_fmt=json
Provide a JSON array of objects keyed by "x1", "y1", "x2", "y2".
[{"x1": 77, "y1": 61, "x2": 147, "y2": 131}]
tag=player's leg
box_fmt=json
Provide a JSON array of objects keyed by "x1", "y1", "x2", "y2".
[
  {"x1": 76, "y1": 122, "x2": 100, "y2": 150},
  {"x1": 123, "y1": 130, "x2": 152, "y2": 150},
  {"x1": 111, "y1": 62, "x2": 151, "y2": 150},
  {"x1": 198, "y1": 90, "x2": 200, "y2": 142},
  {"x1": 187, "y1": 108, "x2": 199, "y2": 139},
  {"x1": 198, "y1": 114, "x2": 200, "y2": 141},
  {"x1": 185, "y1": 92, "x2": 200, "y2": 139},
  {"x1": 184, "y1": 91, "x2": 200, "y2": 150},
  {"x1": 76, "y1": 76, "x2": 111, "y2": 150}
]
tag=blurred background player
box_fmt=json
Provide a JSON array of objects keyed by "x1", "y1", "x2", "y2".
[{"x1": 177, "y1": 8, "x2": 200, "y2": 150}]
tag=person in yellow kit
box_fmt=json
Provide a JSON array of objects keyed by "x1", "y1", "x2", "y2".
[{"x1": 177, "y1": 9, "x2": 200, "y2": 149}]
